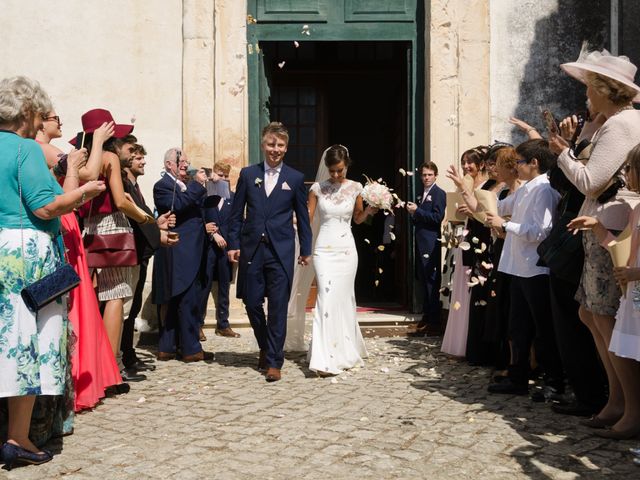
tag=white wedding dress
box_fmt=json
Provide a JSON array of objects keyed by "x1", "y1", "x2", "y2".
[{"x1": 307, "y1": 179, "x2": 368, "y2": 374}]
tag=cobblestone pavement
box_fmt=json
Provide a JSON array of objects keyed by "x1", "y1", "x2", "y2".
[{"x1": 4, "y1": 330, "x2": 639, "y2": 479}]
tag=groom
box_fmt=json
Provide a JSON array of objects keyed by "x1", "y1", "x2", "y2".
[{"x1": 227, "y1": 122, "x2": 312, "y2": 382}]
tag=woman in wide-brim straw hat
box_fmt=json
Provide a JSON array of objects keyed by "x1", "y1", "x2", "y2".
[{"x1": 550, "y1": 49, "x2": 640, "y2": 440}]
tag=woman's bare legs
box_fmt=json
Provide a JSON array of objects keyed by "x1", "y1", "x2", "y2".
[
  {"x1": 608, "y1": 355, "x2": 640, "y2": 434},
  {"x1": 7, "y1": 396, "x2": 44, "y2": 454},
  {"x1": 579, "y1": 307, "x2": 624, "y2": 420},
  {"x1": 103, "y1": 298, "x2": 124, "y2": 359}
]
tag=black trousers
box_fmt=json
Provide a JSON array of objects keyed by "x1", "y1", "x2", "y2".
[
  {"x1": 549, "y1": 272, "x2": 607, "y2": 408},
  {"x1": 508, "y1": 274, "x2": 564, "y2": 387},
  {"x1": 121, "y1": 259, "x2": 148, "y2": 367}
]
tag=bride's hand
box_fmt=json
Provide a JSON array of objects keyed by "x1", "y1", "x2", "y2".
[{"x1": 365, "y1": 206, "x2": 379, "y2": 216}]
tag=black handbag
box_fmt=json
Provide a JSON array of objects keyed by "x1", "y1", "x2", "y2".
[
  {"x1": 16, "y1": 144, "x2": 80, "y2": 313},
  {"x1": 21, "y1": 262, "x2": 80, "y2": 312}
]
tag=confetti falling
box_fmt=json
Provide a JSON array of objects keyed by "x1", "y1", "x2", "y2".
[
  {"x1": 278, "y1": 61, "x2": 286, "y2": 69},
  {"x1": 389, "y1": 232, "x2": 396, "y2": 241},
  {"x1": 453, "y1": 301, "x2": 461, "y2": 310},
  {"x1": 364, "y1": 238, "x2": 371, "y2": 244},
  {"x1": 377, "y1": 245, "x2": 385, "y2": 251},
  {"x1": 378, "y1": 268, "x2": 383, "y2": 274},
  {"x1": 375, "y1": 280, "x2": 380, "y2": 287},
  {"x1": 459, "y1": 241, "x2": 471, "y2": 251},
  {"x1": 399, "y1": 168, "x2": 407, "y2": 176},
  {"x1": 301, "y1": 24, "x2": 311, "y2": 35},
  {"x1": 294, "y1": 41, "x2": 300, "y2": 48}
]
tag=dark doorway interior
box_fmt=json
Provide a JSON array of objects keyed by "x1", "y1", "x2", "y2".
[{"x1": 262, "y1": 41, "x2": 410, "y2": 308}]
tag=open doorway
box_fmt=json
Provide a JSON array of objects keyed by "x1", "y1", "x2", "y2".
[{"x1": 262, "y1": 41, "x2": 411, "y2": 309}]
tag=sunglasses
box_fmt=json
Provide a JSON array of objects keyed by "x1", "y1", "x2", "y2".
[
  {"x1": 516, "y1": 158, "x2": 529, "y2": 165},
  {"x1": 43, "y1": 115, "x2": 61, "y2": 124}
]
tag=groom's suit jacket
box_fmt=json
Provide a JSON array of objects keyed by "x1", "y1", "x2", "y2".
[{"x1": 228, "y1": 162, "x2": 312, "y2": 299}]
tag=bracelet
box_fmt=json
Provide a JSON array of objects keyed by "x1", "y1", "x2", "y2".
[
  {"x1": 76, "y1": 191, "x2": 86, "y2": 206},
  {"x1": 66, "y1": 174, "x2": 78, "y2": 179}
]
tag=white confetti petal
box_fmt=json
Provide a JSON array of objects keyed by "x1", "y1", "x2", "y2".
[
  {"x1": 453, "y1": 301, "x2": 461, "y2": 311},
  {"x1": 423, "y1": 253, "x2": 430, "y2": 259},
  {"x1": 389, "y1": 232, "x2": 396, "y2": 240},
  {"x1": 136, "y1": 396, "x2": 146, "y2": 403},
  {"x1": 380, "y1": 367, "x2": 389, "y2": 373},
  {"x1": 459, "y1": 241, "x2": 471, "y2": 251},
  {"x1": 278, "y1": 61, "x2": 286, "y2": 69},
  {"x1": 293, "y1": 41, "x2": 300, "y2": 48},
  {"x1": 471, "y1": 237, "x2": 479, "y2": 244},
  {"x1": 377, "y1": 245, "x2": 385, "y2": 251},
  {"x1": 406, "y1": 171, "x2": 414, "y2": 176},
  {"x1": 364, "y1": 238, "x2": 371, "y2": 244},
  {"x1": 399, "y1": 168, "x2": 407, "y2": 176}
]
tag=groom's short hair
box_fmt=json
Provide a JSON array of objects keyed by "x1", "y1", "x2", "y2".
[{"x1": 261, "y1": 122, "x2": 289, "y2": 144}]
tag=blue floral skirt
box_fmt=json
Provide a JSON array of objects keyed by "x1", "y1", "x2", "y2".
[{"x1": 0, "y1": 227, "x2": 69, "y2": 397}]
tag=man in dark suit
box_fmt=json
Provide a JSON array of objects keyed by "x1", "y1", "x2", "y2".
[
  {"x1": 153, "y1": 148, "x2": 210, "y2": 362},
  {"x1": 406, "y1": 161, "x2": 446, "y2": 336},
  {"x1": 121, "y1": 144, "x2": 177, "y2": 373},
  {"x1": 227, "y1": 122, "x2": 312, "y2": 382},
  {"x1": 201, "y1": 161, "x2": 240, "y2": 338}
]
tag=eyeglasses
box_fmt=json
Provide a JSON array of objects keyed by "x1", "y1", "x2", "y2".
[
  {"x1": 516, "y1": 158, "x2": 528, "y2": 165},
  {"x1": 43, "y1": 115, "x2": 61, "y2": 124}
]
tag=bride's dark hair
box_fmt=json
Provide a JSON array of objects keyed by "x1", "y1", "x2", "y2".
[{"x1": 324, "y1": 144, "x2": 351, "y2": 168}]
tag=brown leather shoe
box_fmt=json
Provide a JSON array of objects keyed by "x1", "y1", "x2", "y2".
[
  {"x1": 408, "y1": 322, "x2": 442, "y2": 337},
  {"x1": 182, "y1": 350, "x2": 215, "y2": 363},
  {"x1": 258, "y1": 350, "x2": 267, "y2": 372},
  {"x1": 215, "y1": 327, "x2": 241, "y2": 338},
  {"x1": 156, "y1": 351, "x2": 176, "y2": 361},
  {"x1": 199, "y1": 327, "x2": 207, "y2": 342},
  {"x1": 265, "y1": 367, "x2": 281, "y2": 382}
]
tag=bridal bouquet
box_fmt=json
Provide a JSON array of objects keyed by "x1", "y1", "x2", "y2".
[{"x1": 361, "y1": 175, "x2": 395, "y2": 213}]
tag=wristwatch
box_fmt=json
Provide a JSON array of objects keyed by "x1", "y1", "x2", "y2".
[{"x1": 501, "y1": 221, "x2": 508, "y2": 233}]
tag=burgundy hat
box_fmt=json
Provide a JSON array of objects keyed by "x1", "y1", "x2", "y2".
[{"x1": 69, "y1": 108, "x2": 134, "y2": 145}]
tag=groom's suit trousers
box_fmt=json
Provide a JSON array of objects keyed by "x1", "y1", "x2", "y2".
[{"x1": 243, "y1": 241, "x2": 290, "y2": 369}]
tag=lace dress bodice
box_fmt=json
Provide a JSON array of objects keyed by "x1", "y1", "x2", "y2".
[{"x1": 311, "y1": 180, "x2": 363, "y2": 250}]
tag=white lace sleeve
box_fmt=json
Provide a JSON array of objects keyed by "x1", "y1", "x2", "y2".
[
  {"x1": 352, "y1": 180, "x2": 363, "y2": 198},
  {"x1": 310, "y1": 182, "x2": 321, "y2": 197}
]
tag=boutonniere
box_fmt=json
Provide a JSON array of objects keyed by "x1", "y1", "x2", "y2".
[{"x1": 254, "y1": 178, "x2": 262, "y2": 187}]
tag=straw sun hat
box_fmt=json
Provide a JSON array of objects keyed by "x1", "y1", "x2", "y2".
[{"x1": 560, "y1": 48, "x2": 640, "y2": 103}]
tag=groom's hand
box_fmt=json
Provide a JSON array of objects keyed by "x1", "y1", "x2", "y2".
[
  {"x1": 228, "y1": 249, "x2": 240, "y2": 263},
  {"x1": 298, "y1": 255, "x2": 311, "y2": 266}
]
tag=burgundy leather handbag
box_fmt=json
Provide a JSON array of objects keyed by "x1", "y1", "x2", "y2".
[{"x1": 83, "y1": 232, "x2": 138, "y2": 268}]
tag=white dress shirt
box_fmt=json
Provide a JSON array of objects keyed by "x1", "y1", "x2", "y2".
[
  {"x1": 497, "y1": 173, "x2": 560, "y2": 278},
  {"x1": 264, "y1": 161, "x2": 282, "y2": 197}
]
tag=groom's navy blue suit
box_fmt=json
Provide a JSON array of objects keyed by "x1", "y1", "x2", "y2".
[{"x1": 228, "y1": 162, "x2": 312, "y2": 369}]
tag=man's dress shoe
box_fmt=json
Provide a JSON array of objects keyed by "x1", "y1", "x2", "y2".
[
  {"x1": 156, "y1": 351, "x2": 176, "y2": 361},
  {"x1": 487, "y1": 379, "x2": 528, "y2": 395},
  {"x1": 265, "y1": 367, "x2": 281, "y2": 382},
  {"x1": 182, "y1": 350, "x2": 215, "y2": 363},
  {"x1": 215, "y1": 327, "x2": 241, "y2": 338}
]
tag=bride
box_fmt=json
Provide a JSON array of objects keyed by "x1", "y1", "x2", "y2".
[{"x1": 305, "y1": 145, "x2": 378, "y2": 376}]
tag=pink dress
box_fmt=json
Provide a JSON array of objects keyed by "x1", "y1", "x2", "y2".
[
  {"x1": 441, "y1": 247, "x2": 471, "y2": 357},
  {"x1": 62, "y1": 212, "x2": 122, "y2": 410}
]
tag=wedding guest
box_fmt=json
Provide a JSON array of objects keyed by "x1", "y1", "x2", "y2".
[
  {"x1": 121, "y1": 144, "x2": 177, "y2": 373},
  {"x1": 406, "y1": 161, "x2": 446, "y2": 336},
  {"x1": 440, "y1": 146, "x2": 487, "y2": 358},
  {"x1": 0, "y1": 76, "x2": 104, "y2": 468},
  {"x1": 202, "y1": 161, "x2": 240, "y2": 338},
  {"x1": 568, "y1": 143, "x2": 640, "y2": 439},
  {"x1": 153, "y1": 148, "x2": 211, "y2": 362},
  {"x1": 75, "y1": 109, "x2": 155, "y2": 389},
  {"x1": 549, "y1": 50, "x2": 640, "y2": 429},
  {"x1": 485, "y1": 139, "x2": 563, "y2": 395},
  {"x1": 542, "y1": 117, "x2": 607, "y2": 416},
  {"x1": 37, "y1": 109, "x2": 126, "y2": 410}
]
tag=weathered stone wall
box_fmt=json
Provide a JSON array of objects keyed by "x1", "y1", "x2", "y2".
[
  {"x1": 427, "y1": 0, "x2": 491, "y2": 192},
  {"x1": 491, "y1": 0, "x2": 610, "y2": 144}
]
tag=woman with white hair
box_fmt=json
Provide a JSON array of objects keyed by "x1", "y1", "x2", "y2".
[
  {"x1": 0, "y1": 76, "x2": 104, "y2": 469},
  {"x1": 550, "y1": 50, "x2": 640, "y2": 439}
]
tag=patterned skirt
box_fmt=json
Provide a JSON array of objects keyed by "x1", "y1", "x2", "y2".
[
  {"x1": 0, "y1": 227, "x2": 70, "y2": 397},
  {"x1": 83, "y1": 211, "x2": 133, "y2": 301}
]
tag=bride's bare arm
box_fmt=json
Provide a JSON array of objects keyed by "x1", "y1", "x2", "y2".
[
  {"x1": 353, "y1": 196, "x2": 378, "y2": 224},
  {"x1": 308, "y1": 190, "x2": 318, "y2": 223}
]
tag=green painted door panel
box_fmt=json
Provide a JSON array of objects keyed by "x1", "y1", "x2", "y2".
[
  {"x1": 345, "y1": 0, "x2": 416, "y2": 22},
  {"x1": 257, "y1": 0, "x2": 328, "y2": 22}
]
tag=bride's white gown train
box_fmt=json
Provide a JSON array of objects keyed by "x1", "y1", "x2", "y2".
[{"x1": 308, "y1": 179, "x2": 368, "y2": 374}]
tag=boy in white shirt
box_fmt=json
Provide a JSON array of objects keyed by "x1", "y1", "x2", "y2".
[{"x1": 485, "y1": 139, "x2": 564, "y2": 396}]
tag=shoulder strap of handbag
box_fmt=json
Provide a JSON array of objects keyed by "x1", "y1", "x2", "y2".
[{"x1": 17, "y1": 144, "x2": 67, "y2": 283}]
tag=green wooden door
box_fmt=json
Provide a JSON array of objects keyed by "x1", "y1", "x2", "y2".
[{"x1": 246, "y1": 0, "x2": 422, "y2": 311}]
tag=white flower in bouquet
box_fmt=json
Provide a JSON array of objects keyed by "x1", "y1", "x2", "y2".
[{"x1": 361, "y1": 175, "x2": 395, "y2": 212}]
